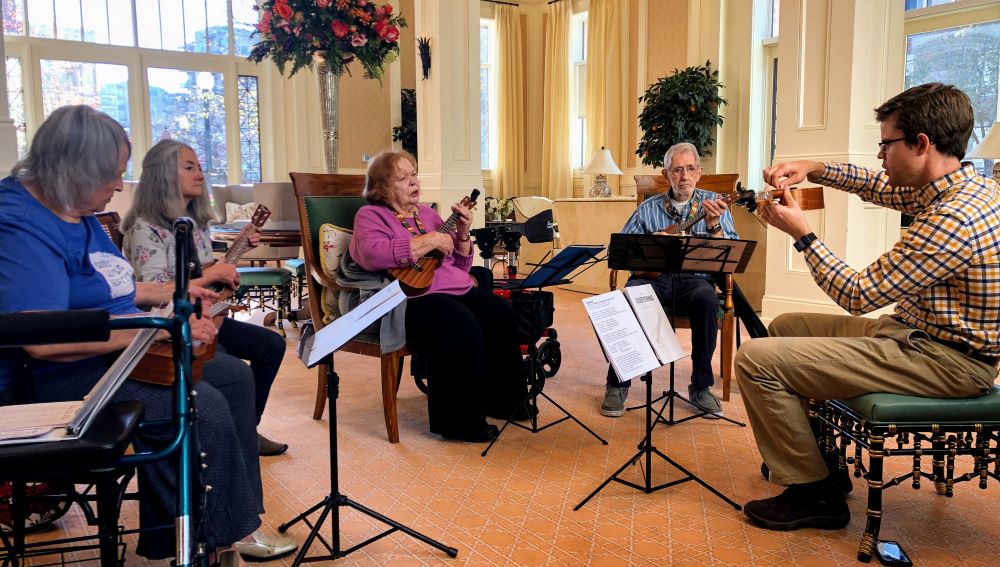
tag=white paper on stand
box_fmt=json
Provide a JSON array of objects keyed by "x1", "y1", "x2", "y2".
[
  {"x1": 623, "y1": 284, "x2": 686, "y2": 365},
  {"x1": 303, "y1": 280, "x2": 407, "y2": 368},
  {"x1": 582, "y1": 291, "x2": 661, "y2": 382}
]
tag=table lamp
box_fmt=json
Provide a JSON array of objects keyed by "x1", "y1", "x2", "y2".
[
  {"x1": 582, "y1": 146, "x2": 623, "y2": 198},
  {"x1": 968, "y1": 121, "x2": 1000, "y2": 183}
]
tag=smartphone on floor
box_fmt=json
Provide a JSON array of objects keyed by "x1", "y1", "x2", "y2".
[{"x1": 876, "y1": 540, "x2": 912, "y2": 567}]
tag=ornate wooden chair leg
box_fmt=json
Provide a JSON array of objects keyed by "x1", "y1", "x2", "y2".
[
  {"x1": 720, "y1": 313, "x2": 734, "y2": 401},
  {"x1": 380, "y1": 353, "x2": 401, "y2": 443},
  {"x1": 312, "y1": 365, "x2": 328, "y2": 420},
  {"x1": 859, "y1": 431, "x2": 886, "y2": 562}
]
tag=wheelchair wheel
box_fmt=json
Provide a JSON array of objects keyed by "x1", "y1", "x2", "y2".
[{"x1": 537, "y1": 339, "x2": 561, "y2": 378}]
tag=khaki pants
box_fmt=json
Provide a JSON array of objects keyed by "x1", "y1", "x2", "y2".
[{"x1": 735, "y1": 313, "x2": 997, "y2": 486}]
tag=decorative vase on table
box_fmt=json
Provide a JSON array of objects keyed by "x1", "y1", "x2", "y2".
[{"x1": 248, "y1": 0, "x2": 408, "y2": 173}]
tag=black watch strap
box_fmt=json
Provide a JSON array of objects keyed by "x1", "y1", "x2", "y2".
[{"x1": 793, "y1": 232, "x2": 818, "y2": 252}]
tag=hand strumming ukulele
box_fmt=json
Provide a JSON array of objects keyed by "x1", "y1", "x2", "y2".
[{"x1": 388, "y1": 189, "x2": 480, "y2": 296}]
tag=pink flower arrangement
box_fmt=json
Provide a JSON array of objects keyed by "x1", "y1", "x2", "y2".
[{"x1": 249, "y1": 0, "x2": 407, "y2": 79}]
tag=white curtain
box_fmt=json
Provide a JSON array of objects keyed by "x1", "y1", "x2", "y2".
[
  {"x1": 584, "y1": 0, "x2": 629, "y2": 194},
  {"x1": 494, "y1": 4, "x2": 524, "y2": 199},
  {"x1": 541, "y1": 0, "x2": 572, "y2": 199}
]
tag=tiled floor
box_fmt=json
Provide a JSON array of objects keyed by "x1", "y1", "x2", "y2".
[{"x1": 19, "y1": 288, "x2": 1000, "y2": 565}]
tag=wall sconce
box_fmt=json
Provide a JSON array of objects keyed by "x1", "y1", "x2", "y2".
[
  {"x1": 418, "y1": 37, "x2": 431, "y2": 80},
  {"x1": 582, "y1": 146, "x2": 623, "y2": 198}
]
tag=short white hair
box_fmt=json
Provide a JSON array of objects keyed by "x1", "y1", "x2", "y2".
[{"x1": 663, "y1": 142, "x2": 701, "y2": 169}]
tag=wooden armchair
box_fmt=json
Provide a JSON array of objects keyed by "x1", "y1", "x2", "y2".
[
  {"x1": 609, "y1": 174, "x2": 740, "y2": 400},
  {"x1": 290, "y1": 172, "x2": 412, "y2": 443}
]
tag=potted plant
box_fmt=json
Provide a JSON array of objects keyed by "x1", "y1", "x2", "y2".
[
  {"x1": 392, "y1": 88, "x2": 417, "y2": 158},
  {"x1": 635, "y1": 61, "x2": 727, "y2": 167}
]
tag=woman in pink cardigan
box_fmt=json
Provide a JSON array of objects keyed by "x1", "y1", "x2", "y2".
[{"x1": 350, "y1": 150, "x2": 529, "y2": 442}]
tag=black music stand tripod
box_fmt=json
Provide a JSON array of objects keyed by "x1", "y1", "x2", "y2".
[
  {"x1": 482, "y1": 245, "x2": 608, "y2": 457},
  {"x1": 575, "y1": 233, "x2": 753, "y2": 510},
  {"x1": 621, "y1": 235, "x2": 750, "y2": 427},
  {"x1": 279, "y1": 352, "x2": 457, "y2": 564}
]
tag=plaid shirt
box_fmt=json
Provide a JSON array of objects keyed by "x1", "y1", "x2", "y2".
[
  {"x1": 806, "y1": 162, "x2": 1000, "y2": 353},
  {"x1": 621, "y1": 189, "x2": 739, "y2": 239}
]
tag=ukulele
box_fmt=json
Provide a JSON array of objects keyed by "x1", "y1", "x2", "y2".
[
  {"x1": 388, "y1": 189, "x2": 480, "y2": 296},
  {"x1": 200, "y1": 203, "x2": 271, "y2": 319}
]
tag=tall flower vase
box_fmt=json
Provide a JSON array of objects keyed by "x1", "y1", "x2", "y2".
[{"x1": 316, "y1": 52, "x2": 340, "y2": 173}]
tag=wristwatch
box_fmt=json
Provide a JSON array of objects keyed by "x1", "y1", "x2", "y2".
[
  {"x1": 793, "y1": 232, "x2": 818, "y2": 252},
  {"x1": 706, "y1": 223, "x2": 722, "y2": 234}
]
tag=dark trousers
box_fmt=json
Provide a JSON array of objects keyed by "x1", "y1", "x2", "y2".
[
  {"x1": 606, "y1": 273, "x2": 719, "y2": 389},
  {"x1": 405, "y1": 287, "x2": 527, "y2": 435},
  {"x1": 216, "y1": 317, "x2": 286, "y2": 422}
]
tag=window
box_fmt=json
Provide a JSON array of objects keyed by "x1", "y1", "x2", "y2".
[
  {"x1": 4, "y1": 1, "x2": 263, "y2": 184},
  {"x1": 569, "y1": 12, "x2": 587, "y2": 169},
  {"x1": 5, "y1": 57, "x2": 25, "y2": 157},
  {"x1": 148, "y1": 69, "x2": 227, "y2": 187},
  {"x1": 480, "y1": 19, "x2": 496, "y2": 170},
  {"x1": 770, "y1": 0, "x2": 780, "y2": 38},
  {"x1": 905, "y1": 12, "x2": 999, "y2": 176},
  {"x1": 905, "y1": 0, "x2": 958, "y2": 10}
]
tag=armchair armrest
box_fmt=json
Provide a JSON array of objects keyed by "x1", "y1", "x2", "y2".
[{"x1": 308, "y1": 266, "x2": 359, "y2": 294}]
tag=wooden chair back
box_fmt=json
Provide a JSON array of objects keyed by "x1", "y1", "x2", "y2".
[
  {"x1": 95, "y1": 211, "x2": 124, "y2": 251},
  {"x1": 634, "y1": 173, "x2": 739, "y2": 204},
  {"x1": 289, "y1": 172, "x2": 412, "y2": 442}
]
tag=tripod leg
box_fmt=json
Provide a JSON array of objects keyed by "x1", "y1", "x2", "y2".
[
  {"x1": 573, "y1": 448, "x2": 645, "y2": 511},
  {"x1": 537, "y1": 392, "x2": 606, "y2": 444},
  {"x1": 342, "y1": 497, "x2": 458, "y2": 558}
]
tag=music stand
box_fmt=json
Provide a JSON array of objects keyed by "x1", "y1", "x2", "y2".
[
  {"x1": 574, "y1": 234, "x2": 749, "y2": 511},
  {"x1": 281, "y1": 282, "x2": 457, "y2": 564},
  {"x1": 482, "y1": 245, "x2": 608, "y2": 457},
  {"x1": 611, "y1": 234, "x2": 752, "y2": 427}
]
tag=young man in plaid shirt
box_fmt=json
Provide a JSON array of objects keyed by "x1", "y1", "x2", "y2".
[{"x1": 738, "y1": 83, "x2": 1000, "y2": 531}]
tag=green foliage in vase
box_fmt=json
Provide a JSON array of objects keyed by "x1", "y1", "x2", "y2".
[
  {"x1": 392, "y1": 88, "x2": 418, "y2": 158},
  {"x1": 636, "y1": 61, "x2": 727, "y2": 167}
]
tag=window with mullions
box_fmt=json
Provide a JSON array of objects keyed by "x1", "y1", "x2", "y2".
[
  {"x1": 5, "y1": 57, "x2": 25, "y2": 157},
  {"x1": 148, "y1": 69, "x2": 227, "y2": 187},
  {"x1": 480, "y1": 20, "x2": 496, "y2": 170},
  {"x1": 905, "y1": 19, "x2": 999, "y2": 176},
  {"x1": 4, "y1": 1, "x2": 264, "y2": 183},
  {"x1": 570, "y1": 12, "x2": 587, "y2": 169},
  {"x1": 238, "y1": 75, "x2": 261, "y2": 183}
]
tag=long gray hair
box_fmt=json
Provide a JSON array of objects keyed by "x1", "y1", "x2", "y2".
[
  {"x1": 12, "y1": 105, "x2": 131, "y2": 213},
  {"x1": 122, "y1": 139, "x2": 215, "y2": 233}
]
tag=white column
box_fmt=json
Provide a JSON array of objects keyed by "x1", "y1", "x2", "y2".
[
  {"x1": 413, "y1": 0, "x2": 484, "y2": 211},
  {"x1": 0, "y1": 25, "x2": 20, "y2": 170},
  {"x1": 761, "y1": 0, "x2": 905, "y2": 321}
]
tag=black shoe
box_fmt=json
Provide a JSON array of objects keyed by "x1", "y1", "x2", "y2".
[
  {"x1": 258, "y1": 433, "x2": 288, "y2": 457},
  {"x1": 744, "y1": 479, "x2": 850, "y2": 531},
  {"x1": 438, "y1": 424, "x2": 500, "y2": 443}
]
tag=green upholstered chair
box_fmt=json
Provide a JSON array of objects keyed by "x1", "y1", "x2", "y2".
[
  {"x1": 290, "y1": 172, "x2": 412, "y2": 443},
  {"x1": 234, "y1": 266, "x2": 294, "y2": 337},
  {"x1": 812, "y1": 387, "x2": 1000, "y2": 562},
  {"x1": 282, "y1": 258, "x2": 307, "y2": 309}
]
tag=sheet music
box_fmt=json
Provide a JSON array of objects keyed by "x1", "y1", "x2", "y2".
[
  {"x1": 302, "y1": 281, "x2": 407, "y2": 368},
  {"x1": 0, "y1": 307, "x2": 165, "y2": 445},
  {"x1": 582, "y1": 291, "x2": 661, "y2": 382},
  {"x1": 623, "y1": 285, "x2": 686, "y2": 365}
]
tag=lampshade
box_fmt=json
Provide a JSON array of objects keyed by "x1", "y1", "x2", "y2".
[
  {"x1": 582, "y1": 147, "x2": 623, "y2": 175},
  {"x1": 968, "y1": 122, "x2": 1000, "y2": 159},
  {"x1": 967, "y1": 122, "x2": 1000, "y2": 183}
]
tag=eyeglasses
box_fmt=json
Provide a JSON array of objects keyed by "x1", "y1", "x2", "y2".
[
  {"x1": 877, "y1": 137, "x2": 908, "y2": 152},
  {"x1": 669, "y1": 165, "x2": 701, "y2": 176}
]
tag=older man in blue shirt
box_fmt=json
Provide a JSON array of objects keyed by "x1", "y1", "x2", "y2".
[{"x1": 600, "y1": 142, "x2": 738, "y2": 417}]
